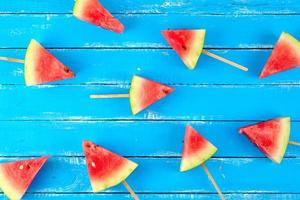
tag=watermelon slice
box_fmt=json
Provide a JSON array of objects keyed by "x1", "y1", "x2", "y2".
[
  {"x1": 0, "y1": 156, "x2": 48, "y2": 200},
  {"x1": 180, "y1": 125, "x2": 217, "y2": 172},
  {"x1": 129, "y1": 75, "x2": 175, "y2": 115},
  {"x1": 73, "y1": 0, "x2": 124, "y2": 33},
  {"x1": 162, "y1": 29, "x2": 206, "y2": 69},
  {"x1": 239, "y1": 117, "x2": 290, "y2": 163},
  {"x1": 83, "y1": 140, "x2": 138, "y2": 192},
  {"x1": 260, "y1": 32, "x2": 300, "y2": 78},
  {"x1": 24, "y1": 39, "x2": 75, "y2": 86}
]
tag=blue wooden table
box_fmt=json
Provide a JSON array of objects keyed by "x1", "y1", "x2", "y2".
[{"x1": 1, "y1": 0, "x2": 300, "y2": 199}]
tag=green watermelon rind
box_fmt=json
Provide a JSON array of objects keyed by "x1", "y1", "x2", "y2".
[
  {"x1": 0, "y1": 170, "x2": 22, "y2": 200},
  {"x1": 0, "y1": 156, "x2": 48, "y2": 200},
  {"x1": 91, "y1": 161, "x2": 138, "y2": 192},
  {"x1": 73, "y1": 0, "x2": 84, "y2": 17},
  {"x1": 72, "y1": 0, "x2": 124, "y2": 33},
  {"x1": 24, "y1": 39, "x2": 38, "y2": 86},
  {"x1": 282, "y1": 32, "x2": 300, "y2": 51},
  {"x1": 184, "y1": 29, "x2": 206, "y2": 70},
  {"x1": 129, "y1": 75, "x2": 143, "y2": 115},
  {"x1": 239, "y1": 117, "x2": 290, "y2": 164},
  {"x1": 271, "y1": 117, "x2": 290, "y2": 164},
  {"x1": 180, "y1": 144, "x2": 217, "y2": 172},
  {"x1": 260, "y1": 32, "x2": 300, "y2": 78},
  {"x1": 129, "y1": 75, "x2": 174, "y2": 115}
]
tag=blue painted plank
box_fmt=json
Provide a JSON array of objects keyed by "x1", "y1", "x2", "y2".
[
  {"x1": 0, "y1": 121, "x2": 299, "y2": 157},
  {"x1": 3, "y1": 193, "x2": 300, "y2": 200},
  {"x1": 0, "y1": 157, "x2": 298, "y2": 193},
  {"x1": 0, "y1": 85, "x2": 299, "y2": 120},
  {"x1": 1, "y1": 0, "x2": 300, "y2": 14},
  {"x1": 1, "y1": 0, "x2": 300, "y2": 198},
  {"x1": 0, "y1": 14, "x2": 299, "y2": 48},
  {"x1": 2, "y1": 49, "x2": 300, "y2": 85}
]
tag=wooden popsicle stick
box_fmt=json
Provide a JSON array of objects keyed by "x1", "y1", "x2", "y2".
[
  {"x1": 289, "y1": 141, "x2": 300, "y2": 147},
  {"x1": 202, "y1": 50, "x2": 248, "y2": 72},
  {"x1": 201, "y1": 163, "x2": 225, "y2": 200},
  {"x1": 122, "y1": 180, "x2": 140, "y2": 200},
  {"x1": 90, "y1": 94, "x2": 129, "y2": 99},
  {"x1": 0, "y1": 56, "x2": 24, "y2": 64}
]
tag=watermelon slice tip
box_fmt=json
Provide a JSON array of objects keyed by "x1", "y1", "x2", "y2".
[
  {"x1": 129, "y1": 75, "x2": 175, "y2": 115},
  {"x1": 24, "y1": 39, "x2": 75, "y2": 86},
  {"x1": 162, "y1": 29, "x2": 206, "y2": 69},
  {"x1": 83, "y1": 140, "x2": 138, "y2": 192},
  {"x1": 0, "y1": 156, "x2": 48, "y2": 199},
  {"x1": 259, "y1": 32, "x2": 300, "y2": 78},
  {"x1": 239, "y1": 117, "x2": 290, "y2": 163},
  {"x1": 73, "y1": 0, "x2": 124, "y2": 33},
  {"x1": 180, "y1": 125, "x2": 217, "y2": 172}
]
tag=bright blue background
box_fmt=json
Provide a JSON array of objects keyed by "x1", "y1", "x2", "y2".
[{"x1": 0, "y1": 0, "x2": 300, "y2": 199}]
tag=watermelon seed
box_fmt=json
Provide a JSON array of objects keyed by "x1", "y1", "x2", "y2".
[
  {"x1": 162, "y1": 88, "x2": 171, "y2": 94},
  {"x1": 19, "y1": 165, "x2": 24, "y2": 170},
  {"x1": 91, "y1": 162, "x2": 96, "y2": 168},
  {"x1": 64, "y1": 67, "x2": 70, "y2": 73}
]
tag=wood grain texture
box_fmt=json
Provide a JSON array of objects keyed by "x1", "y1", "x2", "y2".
[
  {"x1": 3, "y1": 49, "x2": 299, "y2": 85},
  {"x1": 0, "y1": 1, "x2": 299, "y2": 199},
  {"x1": 0, "y1": 85, "x2": 299, "y2": 120},
  {"x1": 3, "y1": 194, "x2": 300, "y2": 200},
  {"x1": 0, "y1": 121, "x2": 300, "y2": 157},
  {"x1": 2, "y1": 0, "x2": 300, "y2": 14},
  {"x1": 0, "y1": 157, "x2": 300, "y2": 193},
  {"x1": 0, "y1": 14, "x2": 299, "y2": 48},
  {"x1": 3, "y1": 48, "x2": 300, "y2": 85}
]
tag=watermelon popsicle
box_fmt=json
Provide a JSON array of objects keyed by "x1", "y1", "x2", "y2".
[
  {"x1": 83, "y1": 140, "x2": 139, "y2": 200},
  {"x1": 0, "y1": 39, "x2": 75, "y2": 86},
  {"x1": 73, "y1": 0, "x2": 124, "y2": 33},
  {"x1": 259, "y1": 32, "x2": 300, "y2": 78},
  {"x1": 162, "y1": 29, "x2": 248, "y2": 71},
  {"x1": 0, "y1": 156, "x2": 48, "y2": 200},
  {"x1": 181, "y1": 125, "x2": 225, "y2": 200},
  {"x1": 239, "y1": 117, "x2": 300, "y2": 164},
  {"x1": 90, "y1": 75, "x2": 175, "y2": 115}
]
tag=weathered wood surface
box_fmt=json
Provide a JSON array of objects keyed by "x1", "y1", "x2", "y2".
[
  {"x1": 1, "y1": 121, "x2": 300, "y2": 157},
  {"x1": 2, "y1": 0, "x2": 300, "y2": 14},
  {"x1": 0, "y1": 15, "x2": 299, "y2": 48},
  {"x1": 0, "y1": 1, "x2": 299, "y2": 199},
  {"x1": 0, "y1": 157, "x2": 300, "y2": 193}
]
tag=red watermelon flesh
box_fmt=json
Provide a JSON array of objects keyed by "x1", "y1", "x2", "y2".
[
  {"x1": 0, "y1": 156, "x2": 48, "y2": 200},
  {"x1": 73, "y1": 0, "x2": 124, "y2": 33},
  {"x1": 239, "y1": 117, "x2": 290, "y2": 163},
  {"x1": 180, "y1": 125, "x2": 217, "y2": 172},
  {"x1": 83, "y1": 140, "x2": 138, "y2": 192},
  {"x1": 24, "y1": 39, "x2": 75, "y2": 86},
  {"x1": 260, "y1": 32, "x2": 300, "y2": 78},
  {"x1": 162, "y1": 29, "x2": 206, "y2": 69},
  {"x1": 129, "y1": 75, "x2": 175, "y2": 115}
]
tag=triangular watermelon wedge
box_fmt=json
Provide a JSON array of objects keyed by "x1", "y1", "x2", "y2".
[
  {"x1": 24, "y1": 39, "x2": 75, "y2": 86},
  {"x1": 73, "y1": 0, "x2": 124, "y2": 33},
  {"x1": 83, "y1": 140, "x2": 138, "y2": 192},
  {"x1": 180, "y1": 125, "x2": 217, "y2": 172},
  {"x1": 129, "y1": 75, "x2": 175, "y2": 115},
  {"x1": 0, "y1": 156, "x2": 48, "y2": 199},
  {"x1": 260, "y1": 32, "x2": 300, "y2": 78},
  {"x1": 162, "y1": 29, "x2": 206, "y2": 69},
  {"x1": 239, "y1": 117, "x2": 290, "y2": 163}
]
